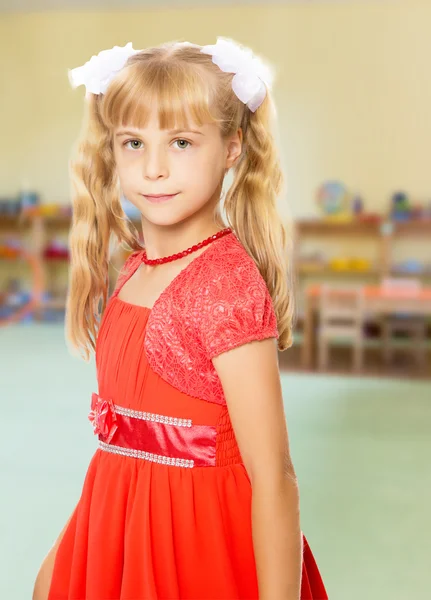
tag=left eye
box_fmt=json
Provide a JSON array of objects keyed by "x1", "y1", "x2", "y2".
[
  {"x1": 174, "y1": 139, "x2": 191, "y2": 149},
  {"x1": 125, "y1": 140, "x2": 143, "y2": 150}
]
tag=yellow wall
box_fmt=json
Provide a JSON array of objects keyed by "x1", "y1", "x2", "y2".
[{"x1": 1, "y1": 1, "x2": 430, "y2": 218}]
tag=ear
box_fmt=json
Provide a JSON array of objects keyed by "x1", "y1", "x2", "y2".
[{"x1": 225, "y1": 128, "x2": 243, "y2": 170}]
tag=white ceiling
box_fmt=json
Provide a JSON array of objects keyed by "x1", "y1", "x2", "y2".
[{"x1": 0, "y1": 0, "x2": 385, "y2": 14}]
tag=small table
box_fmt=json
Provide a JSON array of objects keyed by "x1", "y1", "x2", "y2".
[{"x1": 301, "y1": 284, "x2": 431, "y2": 369}]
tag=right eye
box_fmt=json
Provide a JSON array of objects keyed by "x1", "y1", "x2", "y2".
[{"x1": 124, "y1": 140, "x2": 143, "y2": 150}]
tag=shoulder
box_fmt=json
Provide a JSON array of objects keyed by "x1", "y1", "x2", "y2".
[
  {"x1": 196, "y1": 232, "x2": 269, "y2": 296},
  {"x1": 111, "y1": 249, "x2": 142, "y2": 297},
  {"x1": 194, "y1": 234, "x2": 279, "y2": 359},
  {"x1": 119, "y1": 249, "x2": 143, "y2": 276}
]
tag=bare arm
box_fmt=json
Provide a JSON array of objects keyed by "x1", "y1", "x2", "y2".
[{"x1": 213, "y1": 338, "x2": 302, "y2": 600}]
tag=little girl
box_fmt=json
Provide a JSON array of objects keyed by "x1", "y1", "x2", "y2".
[{"x1": 33, "y1": 37, "x2": 328, "y2": 600}]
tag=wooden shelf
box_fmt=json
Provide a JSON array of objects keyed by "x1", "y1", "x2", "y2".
[
  {"x1": 296, "y1": 219, "x2": 382, "y2": 235},
  {"x1": 43, "y1": 216, "x2": 72, "y2": 228},
  {"x1": 0, "y1": 214, "x2": 32, "y2": 230},
  {"x1": 296, "y1": 218, "x2": 431, "y2": 236},
  {"x1": 391, "y1": 220, "x2": 431, "y2": 235},
  {"x1": 0, "y1": 213, "x2": 142, "y2": 230},
  {"x1": 390, "y1": 270, "x2": 431, "y2": 278},
  {"x1": 298, "y1": 266, "x2": 381, "y2": 277},
  {"x1": 295, "y1": 218, "x2": 431, "y2": 283},
  {"x1": 0, "y1": 213, "x2": 72, "y2": 233}
]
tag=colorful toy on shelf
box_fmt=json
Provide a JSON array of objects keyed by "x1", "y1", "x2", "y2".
[
  {"x1": 352, "y1": 195, "x2": 364, "y2": 215},
  {"x1": 58, "y1": 204, "x2": 73, "y2": 218},
  {"x1": 349, "y1": 258, "x2": 372, "y2": 272},
  {"x1": 316, "y1": 180, "x2": 353, "y2": 222},
  {"x1": 1, "y1": 190, "x2": 73, "y2": 220},
  {"x1": 39, "y1": 203, "x2": 71, "y2": 218},
  {"x1": 19, "y1": 189, "x2": 40, "y2": 214},
  {"x1": 329, "y1": 258, "x2": 350, "y2": 271},
  {"x1": 43, "y1": 238, "x2": 70, "y2": 260},
  {"x1": 0, "y1": 238, "x2": 21, "y2": 259},
  {"x1": 329, "y1": 257, "x2": 372, "y2": 272},
  {"x1": 390, "y1": 191, "x2": 412, "y2": 221},
  {"x1": 19, "y1": 201, "x2": 73, "y2": 219},
  {"x1": 350, "y1": 195, "x2": 382, "y2": 223},
  {"x1": 0, "y1": 196, "x2": 22, "y2": 217},
  {"x1": 297, "y1": 252, "x2": 327, "y2": 273},
  {"x1": 357, "y1": 212, "x2": 382, "y2": 224},
  {"x1": 391, "y1": 260, "x2": 425, "y2": 275}
]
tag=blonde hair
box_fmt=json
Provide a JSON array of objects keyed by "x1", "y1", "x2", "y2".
[{"x1": 66, "y1": 40, "x2": 294, "y2": 361}]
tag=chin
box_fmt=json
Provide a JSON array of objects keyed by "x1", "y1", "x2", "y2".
[{"x1": 141, "y1": 213, "x2": 185, "y2": 227}]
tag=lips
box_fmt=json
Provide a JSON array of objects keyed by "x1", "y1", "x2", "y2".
[
  {"x1": 143, "y1": 193, "x2": 179, "y2": 203},
  {"x1": 145, "y1": 193, "x2": 178, "y2": 198}
]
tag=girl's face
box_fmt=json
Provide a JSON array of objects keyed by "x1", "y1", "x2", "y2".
[{"x1": 113, "y1": 108, "x2": 242, "y2": 226}]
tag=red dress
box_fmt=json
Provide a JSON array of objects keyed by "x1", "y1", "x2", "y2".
[{"x1": 48, "y1": 231, "x2": 327, "y2": 599}]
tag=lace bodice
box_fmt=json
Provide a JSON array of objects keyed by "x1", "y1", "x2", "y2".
[{"x1": 110, "y1": 232, "x2": 279, "y2": 405}]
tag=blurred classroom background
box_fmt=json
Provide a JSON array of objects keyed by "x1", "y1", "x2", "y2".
[{"x1": 1, "y1": 1, "x2": 430, "y2": 599}]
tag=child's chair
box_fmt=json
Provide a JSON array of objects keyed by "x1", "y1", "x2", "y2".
[
  {"x1": 318, "y1": 284, "x2": 365, "y2": 373},
  {"x1": 380, "y1": 277, "x2": 427, "y2": 369}
]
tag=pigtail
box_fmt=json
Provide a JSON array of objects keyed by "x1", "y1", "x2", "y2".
[
  {"x1": 224, "y1": 96, "x2": 294, "y2": 352},
  {"x1": 65, "y1": 94, "x2": 141, "y2": 361}
]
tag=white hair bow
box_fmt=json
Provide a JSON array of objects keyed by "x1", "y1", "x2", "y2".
[
  {"x1": 68, "y1": 38, "x2": 275, "y2": 111},
  {"x1": 68, "y1": 42, "x2": 140, "y2": 95},
  {"x1": 200, "y1": 37, "x2": 275, "y2": 112}
]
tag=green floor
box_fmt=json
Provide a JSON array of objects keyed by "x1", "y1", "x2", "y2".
[{"x1": 1, "y1": 324, "x2": 430, "y2": 600}]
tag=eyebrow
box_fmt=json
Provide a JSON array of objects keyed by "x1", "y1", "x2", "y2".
[{"x1": 115, "y1": 128, "x2": 204, "y2": 137}]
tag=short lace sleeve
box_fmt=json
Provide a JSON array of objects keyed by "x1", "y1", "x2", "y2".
[{"x1": 198, "y1": 259, "x2": 279, "y2": 360}]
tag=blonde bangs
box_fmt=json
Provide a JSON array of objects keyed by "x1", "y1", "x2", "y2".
[{"x1": 100, "y1": 59, "x2": 221, "y2": 133}]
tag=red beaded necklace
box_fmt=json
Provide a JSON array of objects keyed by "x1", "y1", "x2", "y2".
[{"x1": 140, "y1": 227, "x2": 233, "y2": 265}]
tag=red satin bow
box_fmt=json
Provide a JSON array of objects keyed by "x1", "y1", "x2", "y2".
[{"x1": 88, "y1": 392, "x2": 118, "y2": 443}]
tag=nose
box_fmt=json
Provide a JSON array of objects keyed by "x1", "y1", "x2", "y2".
[{"x1": 143, "y1": 147, "x2": 169, "y2": 181}]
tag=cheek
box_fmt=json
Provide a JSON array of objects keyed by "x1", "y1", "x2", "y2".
[
  {"x1": 115, "y1": 156, "x2": 136, "y2": 187},
  {"x1": 189, "y1": 147, "x2": 223, "y2": 174},
  {"x1": 114, "y1": 145, "x2": 131, "y2": 169},
  {"x1": 197, "y1": 155, "x2": 225, "y2": 186}
]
